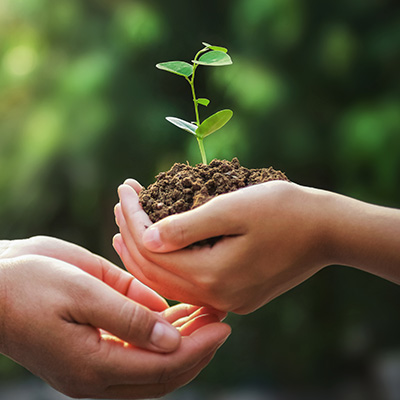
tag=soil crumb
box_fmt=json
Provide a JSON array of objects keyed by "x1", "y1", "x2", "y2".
[{"x1": 139, "y1": 157, "x2": 289, "y2": 223}]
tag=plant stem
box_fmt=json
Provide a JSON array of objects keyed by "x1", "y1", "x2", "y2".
[
  {"x1": 187, "y1": 45, "x2": 209, "y2": 164},
  {"x1": 197, "y1": 137, "x2": 207, "y2": 164},
  {"x1": 188, "y1": 66, "x2": 200, "y2": 126}
]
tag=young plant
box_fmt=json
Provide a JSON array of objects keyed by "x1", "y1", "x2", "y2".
[{"x1": 156, "y1": 42, "x2": 233, "y2": 164}]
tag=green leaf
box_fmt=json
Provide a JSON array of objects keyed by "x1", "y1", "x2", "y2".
[
  {"x1": 194, "y1": 50, "x2": 233, "y2": 66},
  {"x1": 202, "y1": 42, "x2": 228, "y2": 53},
  {"x1": 156, "y1": 61, "x2": 193, "y2": 77},
  {"x1": 196, "y1": 109, "x2": 233, "y2": 139},
  {"x1": 166, "y1": 117, "x2": 198, "y2": 135},
  {"x1": 197, "y1": 98, "x2": 210, "y2": 107}
]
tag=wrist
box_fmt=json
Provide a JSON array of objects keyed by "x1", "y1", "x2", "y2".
[
  {"x1": 286, "y1": 185, "x2": 337, "y2": 271},
  {"x1": 319, "y1": 190, "x2": 400, "y2": 283},
  {"x1": 313, "y1": 189, "x2": 369, "y2": 269},
  {"x1": 322, "y1": 191, "x2": 376, "y2": 268},
  {"x1": 315, "y1": 190, "x2": 348, "y2": 267}
]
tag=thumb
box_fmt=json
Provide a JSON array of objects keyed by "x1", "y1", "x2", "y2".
[
  {"x1": 142, "y1": 196, "x2": 242, "y2": 252},
  {"x1": 74, "y1": 278, "x2": 181, "y2": 353}
]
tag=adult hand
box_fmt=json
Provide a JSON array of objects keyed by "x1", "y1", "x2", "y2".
[
  {"x1": 0, "y1": 236, "x2": 230, "y2": 398},
  {"x1": 0, "y1": 235, "x2": 168, "y2": 312},
  {"x1": 115, "y1": 179, "x2": 400, "y2": 314}
]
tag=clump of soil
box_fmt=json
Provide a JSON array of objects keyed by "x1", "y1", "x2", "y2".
[{"x1": 139, "y1": 157, "x2": 289, "y2": 223}]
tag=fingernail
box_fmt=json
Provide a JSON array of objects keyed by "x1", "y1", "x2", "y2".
[
  {"x1": 143, "y1": 227, "x2": 162, "y2": 250},
  {"x1": 114, "y1": 204, "x2": 121, "y2": 225},
  {"x1": 151, "y1": 322, "x2": 180, "y2": 351}
]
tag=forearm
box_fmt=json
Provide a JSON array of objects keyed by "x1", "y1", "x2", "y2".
[{"x1": 322, "y1": 191, "x2": 400, "y2": 284}]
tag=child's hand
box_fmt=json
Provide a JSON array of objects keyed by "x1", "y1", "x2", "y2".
[{"x1": 114, "y1": 180, "x2": 327, "y2": 314}]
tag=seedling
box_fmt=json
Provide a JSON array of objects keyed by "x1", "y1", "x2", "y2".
[{"x1": 156, "y1": 42, "x2": 233, "y2": 164}]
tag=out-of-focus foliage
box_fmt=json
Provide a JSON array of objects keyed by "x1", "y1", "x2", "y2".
[{"x1": 0, "y1": 0, "x2": 399, "y2": 396}]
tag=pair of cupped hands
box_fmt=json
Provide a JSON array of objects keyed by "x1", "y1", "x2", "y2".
[{"x1": 114, "y1": 178, "x2": 323, "y2": 315}]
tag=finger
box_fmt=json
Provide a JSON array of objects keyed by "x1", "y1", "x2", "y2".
[
  {"x1": 114, "y1": 203, "x2": 122, "y2": 228},
  {"x1": 4, "y1": 236, "x2": 117, "y2": 277},
  {"x1": 113, "y1": 233, "x2": 168, "y2": 310},
  {"x1": 40, "y1": 229, "x2": 167, "y2": 312},
  {"x1": 125, "y1": 280, "x2": 169, "y2": 312},
  {"x1": 178, "y1": 314, "x2": 221, "y2": 336},
  {"x1": 167, "y1": 306, "x2": 227, "y2": 329},
  {"x1": 5, "y1": 236, "x2": 171, "y2": 319},
  {"x1": 114, "y1": 211, "x2": 167, "y2": 286},
  {"x1": 190, "y1": 306, "x2": 227, "y2": 321},
  {"x1": 117, "y1": 184, "x2": 203, "y2": 280},
  {"x1": 70, "y1": 276, "x2": 181, "y2": 353},
  {"x1": 111, "y1": 274, "x2": 168, "y2": 313},
  {"x1": 139, "y1": 192, "x2": 246, "y2": 252},
  {"x1": 115, "y1": 204, "x2": 203, "y2": 305},
  {"x1": 162, "y1": 304, "x2": 200, "y2": 324},
  {"x1": 116, "y1": 235, "x2": 202, "y2": 306},
  {"x1": 118, "y1": 184, "x2": 152, "y2": 240},
  {"x1": 125, "y1": 279, "x2": 168, "y2": 311},
  {"x1": 113, "y1": 231, "x2": 154, "y2": 287},
  {"x1": 113, "y1": 206, "x2": 158, "y2": 285},
  {"x1": 18, "y1": 236, "x2": 160, "y2": 305},
  {"x1": 123, "y1": 178, "x2": 143, "y2": 193}
]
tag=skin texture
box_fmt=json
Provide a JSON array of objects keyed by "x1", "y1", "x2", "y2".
[
  {"x1": 0, "y1": 236, "x2": 230, "y2": 399},
  {"x1": 114, "y1": 179, "x2": 400, "y2": 314}
]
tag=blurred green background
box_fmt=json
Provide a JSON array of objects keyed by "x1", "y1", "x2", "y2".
[{"x1": 1, "y1": 0, "x2": 399, "y2": 398}]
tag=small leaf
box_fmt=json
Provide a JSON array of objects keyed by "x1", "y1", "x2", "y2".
[
  {"x1": 194, "y1": 50, "x2": 232, "y2": 66},
  {"x1": 166, "y1": 117, "x2": 198, "y2": 135},
  {"x1": 202, "y1": 42, "x2": 228, "y2": 53},
  {"x1": 197, "y1": 98, "x2": 210, "y2": 107},
  {"x1": 196, "y1": 109, "x2": 233, "y2": 139},
  {"x1": 156, "y1": 61, "x2": 193, "y2": 77}
]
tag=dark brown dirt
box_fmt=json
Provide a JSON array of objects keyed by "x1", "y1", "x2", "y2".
[{"x1": 139, "y1": 158, "x2": 289, "y2": 223}]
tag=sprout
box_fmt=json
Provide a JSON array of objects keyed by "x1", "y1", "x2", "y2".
[{"x1": 156, "y1": 42, "x2": 233, "y2": 164}]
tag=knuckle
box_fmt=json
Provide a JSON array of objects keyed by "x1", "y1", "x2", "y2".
[
  {"x1": 163, "y1": 217, "x2": 186, "y2": 246},
  {"x1": 193, "y1": 275, "x2": 232, "y2": 312},
  {"x1": 120, "y1": 301, "x2": 153, "y2": 342},
  {"x1": 211, "y1": 298, "x2": 233, "y2": 313},
  {"x1": 194, "y1": 273, "x2": 215, "y2": 293},
  {"x1": 195, "y1": 270, "x2": 224, "y2": 296}
]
